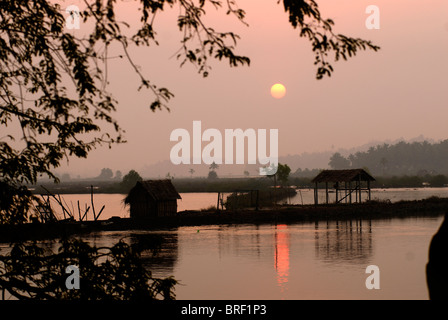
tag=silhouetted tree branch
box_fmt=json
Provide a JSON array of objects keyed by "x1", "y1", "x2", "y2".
[{"x1": 0, "y1": 0, "x2": 379, "y2": 223}]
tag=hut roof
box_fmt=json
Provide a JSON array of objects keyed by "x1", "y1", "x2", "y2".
[
  {"x1": 124, "y1": 180, "x2": 181, "y2": 204},
  {"x1": 311, "y1": 169, "x2": 375, "y2": 183}
]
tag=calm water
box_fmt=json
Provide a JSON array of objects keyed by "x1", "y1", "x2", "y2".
[
  {"x1": 81, "y1": 217, "x2": 442, "y2": 300},
  {"x1": 7, "y1": 188, "x2": 448, "y2": 300}
]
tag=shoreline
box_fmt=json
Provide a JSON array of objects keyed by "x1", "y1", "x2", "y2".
[
  {"x1": 1, "y1": 197, "x2": 447, "y2": 242},
  {"x1": 28, "y1": 178, "x2": 448, "y2": 195}
]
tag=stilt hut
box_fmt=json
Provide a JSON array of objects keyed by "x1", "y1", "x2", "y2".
[
  {"x1": 124, "y1": 180, "x2": 181, "y2": 218},
  {"x1": 311, "y1": 169, "x2": 375, "y2": 205}
]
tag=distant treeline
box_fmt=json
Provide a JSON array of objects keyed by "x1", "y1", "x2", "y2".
[
  {"x1": 326, "y1": 140, "x2": 448, "y2": 176},
  {"x1": 176, "y1": 174, "x2": 448, "y2": 191},
  {"x1": 32, "y1": 177, "x2": 286, "y2": 195},
  {"x1": 295, "y1": 175, "x2": 448, "y2": 188},
  {"x1": 32, "y1": 174, "x2": 448, "y2": 196},
  {"x1": 34, "y1": 139, "x2": 448, "y2": 194}
]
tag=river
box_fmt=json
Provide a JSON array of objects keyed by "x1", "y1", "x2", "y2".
[
  {"x1": 34, "y1": 188, "x2": 447, "y2": 299},
  {"x1": 78, "y1": 216, "x2": 442, "y2": 300}
]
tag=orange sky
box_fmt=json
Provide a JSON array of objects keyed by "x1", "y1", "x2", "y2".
[{"x1": 30, "y1": 1, "x2": 448, "y2": 177}]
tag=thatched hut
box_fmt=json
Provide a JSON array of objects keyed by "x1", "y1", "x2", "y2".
[
  {"x1": 124, "y1": 180, "x2": 181, "y2": 218},
  {"x1": 311, "y1": 169, "x2": 375, "y2": 205}
]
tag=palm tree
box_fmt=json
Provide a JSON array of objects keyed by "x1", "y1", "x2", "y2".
[
  {"x1": 209, "y1": 162, "x2": 219, "y2": 171},
  {"x1": 208, "y1": 162, "x2": 219, "y2": 179}
]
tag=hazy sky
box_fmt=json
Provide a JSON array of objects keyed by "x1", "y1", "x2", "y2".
[{"x1": 49, "y1": 1, "x2": 448, "y2": 177}]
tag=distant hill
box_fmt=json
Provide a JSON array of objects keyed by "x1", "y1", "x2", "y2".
[
  {"x1": 138, "y1": 135, "x2": 443, "y2": 178},
  {"x1": 282, "y1": 135, "x2": 438, "y2": 172},
  {"x1": 329, "y1": 139, "x2": 448, "y2": 176}
]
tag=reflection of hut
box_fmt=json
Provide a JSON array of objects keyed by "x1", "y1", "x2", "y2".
[
  {"x1": 124, "y1": 180, "x2": 181, "y2": 218},
  {"x1": 131, "y1": 232, "x2": 178, "y2": 273},
  {"x1": 311, "y1": 169, "x2": 375, "y2": 205},
  {"x1": 314, "y1": 219, "x2": 373, "y2": 264}
]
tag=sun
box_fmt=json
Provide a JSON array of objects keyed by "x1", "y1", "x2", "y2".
[{"x1": 270, "y1": 83, "x2": 286, "y2": 99}]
